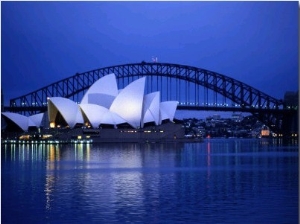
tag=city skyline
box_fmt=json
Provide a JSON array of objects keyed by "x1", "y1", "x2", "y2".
[{"x1": 1, "y1": 1, "x2": 298, "y2": 107}]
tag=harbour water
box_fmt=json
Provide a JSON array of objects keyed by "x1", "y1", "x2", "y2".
[{"x1": 1, "y1": 139, "x2": 298, "y2": 223}]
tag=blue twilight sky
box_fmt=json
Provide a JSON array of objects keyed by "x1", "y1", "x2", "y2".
[{"x1": 1, "y1": 1, "x2": 299, "y2": 110}]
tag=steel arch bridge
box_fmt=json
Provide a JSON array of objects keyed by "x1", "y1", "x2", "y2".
[{"x1": 6, "y1": 62, "x2": 296, "y2": 135}]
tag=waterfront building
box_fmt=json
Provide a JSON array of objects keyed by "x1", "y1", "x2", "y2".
[{"x1": 1, "y1": 74, "x2": 178, "y2": 132}]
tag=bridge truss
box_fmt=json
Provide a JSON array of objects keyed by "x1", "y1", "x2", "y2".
[{"x1": 7, "y1": 62, "x2": 295, "y2": 135}]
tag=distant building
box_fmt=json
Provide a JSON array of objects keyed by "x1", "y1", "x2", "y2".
[
  {"x1": 231, "y1": 113, "x2": 243, "y2": 122},
  {"x1": 261, "y1": 125, "x2": 270, "y2": 137},
  {"x1": 284, "y1": 91, "x2": 298, "y2": 109},
  {"x1": 212, "y1": 114, "x2": 221, "y2": 120}
]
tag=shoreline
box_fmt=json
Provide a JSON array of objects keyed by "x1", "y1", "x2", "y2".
[
  {"x1": 2, "y1": 137, "x2": 203, "y2": 145},
  {"x1": 1, "y1": 122, "x2": 203, "y2": 144}
]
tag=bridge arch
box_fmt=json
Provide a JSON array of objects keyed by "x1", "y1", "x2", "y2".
[
  {"x1": 10, "y1": 62, "x2": 283, "y2": 110},
  {"x1": 7, "y1": 62, "x2": 293, "y2": 134}
]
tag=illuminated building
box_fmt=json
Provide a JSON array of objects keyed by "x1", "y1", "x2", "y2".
[{"x1": 2, "y1": 74, "x2": 178, "y2": 131}]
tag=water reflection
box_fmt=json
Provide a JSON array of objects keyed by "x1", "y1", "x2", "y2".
[
  {"x1": 45, "y1": 174, "x2": 55, "y2": 211},
  {"x1": 207, "y1": 141, "x2": 211, "y2": 187},
  {"x1": 1, "y1": 139, "x2": 298, "y2": 223}
]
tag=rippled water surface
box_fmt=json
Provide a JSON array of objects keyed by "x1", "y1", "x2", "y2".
[{"x1": 2, "y1": 139, "x2": 298, "y2": 223}]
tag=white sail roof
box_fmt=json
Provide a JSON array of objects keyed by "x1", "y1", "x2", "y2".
[
  {"x1": 2, "y1": 112, "x2": 46, "y2": 131},
  {"x1": 142, "y1": 91, "x2": 160, "y2": 127},
  {"x1": 87, "y1": 93, "x2": 115, "y2": 109},
  {"x1": 79, "y1": 104, "x2": 110, "y2": 128},
  {"x1": 100, "y1": 110, "x2": 126, "y2": 125},
  {"x1": 81, "y1": 73, "x2": 118, "y2": 104},
  {"x1": 2, "y1": 112, "x2": 29, "y2": 131},
  {"x1": 110, "y1": 77, "x2": 146, "y2": 128},
  {"x1": 159, "y1": 101, "x2": 178, "y2": 123},
  {"x1": 29, "y1": 113, "x2": 44, "y2": 127},
  {"x1": 48, "y1": 97, "x2": 83, "y2": 128},
  {"x1": 80, "y1": 104, "x2": 126, "y2": 127}
]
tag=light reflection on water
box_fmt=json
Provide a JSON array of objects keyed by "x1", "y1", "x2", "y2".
[{"x1": 2, "y1": 139, "x2": 298, "y2": 223}]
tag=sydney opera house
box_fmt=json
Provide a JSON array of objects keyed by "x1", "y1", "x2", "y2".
[{"x1": 2, "y1": 74, "x2": 188, "y2": 142}]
